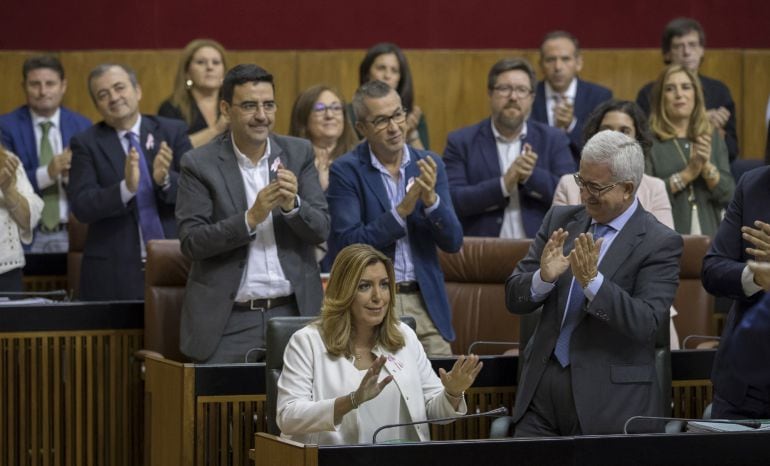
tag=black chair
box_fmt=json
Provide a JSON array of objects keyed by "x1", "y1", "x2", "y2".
[{"x1": 265, "y1": 315, "x2": 417, "y2": 436}]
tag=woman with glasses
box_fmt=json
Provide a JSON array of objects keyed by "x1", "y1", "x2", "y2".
[
  {"x1": 553, "y1": 99, "x2": 674, "y2": 230},
  {"x1": 646, "y1": 65, "x2": 734, "y2": 236},
  {"x1": 277, "y1": 243, "x2": 481, "y2": 444},
  {"x1": 289, "y1": 85, "x2": 358, "y2": 192},
  {"x1": 352, "y1": 43, "x2": 429, "y2": 150},
  {"x1": 158, "y1": 39, "x2": 228, "y2": 148}
]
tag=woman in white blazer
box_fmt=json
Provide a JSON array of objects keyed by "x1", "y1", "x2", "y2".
[
  {"x1": 277, "y1": 244, "x2": 482, "y2": 444},
  {"x1": 552, "y1": 100, "x2": 680, "y2": 348}
]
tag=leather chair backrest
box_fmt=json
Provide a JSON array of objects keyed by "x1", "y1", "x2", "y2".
[
  {"x1": 265, "y1": 316, "x2": 417, "y2": 436},
  {"x1": 673, "y1": 235, "x2": 715, "y2": 348},
  {"x1": 144, "y1": 239, "x2": 191, "y2": 362},
  {"x1": 439, "y1": 237, "x2": 532, "y2": 355},
  {"x1": 66, "y1": 213, "x2": 88, "y2": 299}
]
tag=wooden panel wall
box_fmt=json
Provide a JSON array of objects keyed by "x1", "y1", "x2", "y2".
[{"x1": 1, "y1": 49, "x2": 768, "y2": 158}]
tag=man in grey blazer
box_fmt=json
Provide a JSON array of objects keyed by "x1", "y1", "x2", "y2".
[
  {"x1": 506, "y1": 130, "x2": 682, "y2": 435},
  {"x1": 176, "y1": 64, "x2": 329, "y2": 363}
]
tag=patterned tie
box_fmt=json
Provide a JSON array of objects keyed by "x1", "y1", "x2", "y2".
[
  {"x1": 553, "y1": 223, "x2": 613, "y2": 367},
  {"x1": 39, "y1": 121, "x2": 60, "y2": 231},
  {"x1": 125, "y1": 132, "x2": 165, "y2": 244}
]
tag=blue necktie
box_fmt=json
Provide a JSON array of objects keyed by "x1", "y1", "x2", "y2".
[
  {"x1": 126, "y1": 132, "x2": 165, "y2": 244},
  {"x1": 553, "y1": 223, "x2": 613, "y2": 367}
]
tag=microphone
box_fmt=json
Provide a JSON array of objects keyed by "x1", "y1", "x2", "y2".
[
  {"x1": 372, "y1": 406, "x2": 508, "y2": 444},
  {"x1": 623, "y1": 415, "x2": 765, "y2": 434},
  {"x1": 0, "y1": 290, "x2": 68, "y2": 300}
]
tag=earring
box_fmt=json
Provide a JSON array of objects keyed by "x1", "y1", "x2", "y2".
[{"x1": 185, "y1": 79, "x2": 193, "y2": 90}]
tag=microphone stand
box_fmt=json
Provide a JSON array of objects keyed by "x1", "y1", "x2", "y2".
[{"x1": 372, "y1": 406, "x2": 508, "y2": 444}]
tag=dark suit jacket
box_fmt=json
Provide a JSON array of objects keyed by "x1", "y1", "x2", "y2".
[
  {"x1": 443, "y1": 118, "x2": 576, "y2": 238},
  {"x1": 722, "y1": 293, "x2": 770, "y2": 394},
  {"x1": 506, "y1": 204, "x2": 682, "y2": 434},
  {"x1": 176, "y1": 132, "x2": 329, "y2": 361},
  {"x1": 531, "y1": 79, "x2": 612, "y2": 162},
  {"x1": 636, "y1": 75, "x2": 738, "y2": 161},
  {"x1": 327, "y1": 142, "x2": 463, "y2": 341},
  {"x1": 702, "y1": 166, "x2": 770, "y2": 411},
  {"x1": 68, "y1": 115, "x2": 191, "y2": 301},
  {"x1": 0, "y1": 105, "x2": 91, "y2": 192}
]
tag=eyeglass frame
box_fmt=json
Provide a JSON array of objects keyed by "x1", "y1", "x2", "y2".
[
  {"x1": 312, "y1": 102, "x2": 344, "y2": 115},
  {"x1": 573, "y1": 173, "x2": 624, "y2": 197},
  {"x1": 491, "y1": 85, "x2": 533, "y2": 99},
  {"x1": 231, "y1": 100, "x2": 277, "y2": 115},
  {"x1": 364, "y1": 107, "x2": 407, "y2": 132}
]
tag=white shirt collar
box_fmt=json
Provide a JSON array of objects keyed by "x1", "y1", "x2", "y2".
[
  {"x1": 490, "y1": 119, "x2": 527, "y2": 143},
  {"x1": 544, "y1": 78, "x2": 578, "y2": 102},
  {"x1": 232, "y1": 135, "x2": 272, "y2": 169},
  {"x1": 116, "y1": 115, "x2": 143, "y2": 141},
  {"x1": 30, "y1": 107, "x2": 61, "y2": 129}
]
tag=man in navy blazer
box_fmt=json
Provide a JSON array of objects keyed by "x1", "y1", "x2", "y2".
[
  {"x1": 444, "y1": 58, "x2": 576, "y2": 239},
  {"x1": 0, "y1": 56, "x2": 91, "y2": 252},
  {"x1": 531, "y1": 31, "x2": 612, "y2": 162},
  {"x1": 702, "y1": 166, "x2": 770, "y2": 419},
  {"x1": 68, "y1": 64, "x2": 191, "y2": 301},
  {"x1": 327, "y1": 80, "x2": 463, "y2": 356},
  {"x1": 636, "y1": 18, "x2": 738, "y2": 161}
]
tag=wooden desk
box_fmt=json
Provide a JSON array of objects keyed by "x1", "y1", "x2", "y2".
[{"x1": 0, "y1": 300, "x2": 143, "y2": 466}]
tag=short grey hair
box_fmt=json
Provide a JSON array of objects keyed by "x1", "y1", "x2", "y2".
[
  {"x1": 351, "y1": 80, "x2": 395, "y2": 121},
  {"x1": 87, "y1": 63, "x2": 139, "y2": 101},
  {"x1": 581, "y1": 130, "x2": 644, "y2": 194}
]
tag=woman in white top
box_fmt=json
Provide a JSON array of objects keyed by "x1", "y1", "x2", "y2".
[
  {"x1": 0, "y1": 146, "x2": 43, "y2": 291},
  {"x1": 277, "y1": 243, "x2": 482, "y2": 444}
]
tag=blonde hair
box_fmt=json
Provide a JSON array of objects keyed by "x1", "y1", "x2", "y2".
[
  {"x1": 169, "y1": 39, "x2": 227, "y2": 126},
  {"x1": 649, "y1": 64, "x2": 711, "y2": 141},
  {"x1": 319, "y1": 244, "x2": 405, "y2": 357}
]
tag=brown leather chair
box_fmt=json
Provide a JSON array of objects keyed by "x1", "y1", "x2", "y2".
[
  {"x1": 673, "y1": 235, "x2": 716, "y2": 349},
  {"x1": 66, "y1": 213, "x2": 88, "y2": 299},
  {"x1": 143, "y1": 239, "x2": 191, "y2": 362},
  {"x1": 439, "y1": 237, "x2": 532, "y2": 355}
]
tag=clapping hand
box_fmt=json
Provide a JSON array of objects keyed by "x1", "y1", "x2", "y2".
[
  {"x1": 540, "y1": 228, "x2": 570, "y2": 283},
  {"x1": 568, "y1": 232, "x2": 604, "y2": 288},
  {"x1": 743, "y1": 221, "x2": 770, "y2": 262},
  {"x1": 354, "y1": 355, "x2": 394, "y2": 404},
  {"x1": 748, "y1": 260, "x2": 770, "y2": 291},
  {"x1": 152, "y1": 141, "x2": 173, "y2": 185}
]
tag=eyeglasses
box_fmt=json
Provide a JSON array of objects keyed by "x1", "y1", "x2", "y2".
[
  {"x1": 573, "y1": 173, "x2": 621, "y2": 197},
  {"x1": 232, "y1": 100, "x2": 277, "y2": 115},
  {"x1": 491, "y1": 85, "x2": 533, "y2": 99},
  {"x1": 366, "y1": 108, "x2": 407, "y2": 132},
  {"x1": 312, "y1": 102, "x2": 343, "y2": 115}
]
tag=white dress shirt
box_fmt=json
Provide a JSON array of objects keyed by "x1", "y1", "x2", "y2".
[
  {"x1": 1, "y1": 152, "x2": 43, "y2": 274},
  {"x1": 544, "y1": 78, "x2": 578, "y2": 132},
  {"x1": 492, "y1": 120, "x2": 527, "y2": 239},
  {"x1": 30, "y1": 108, "x2": 68, "y2": 223}
]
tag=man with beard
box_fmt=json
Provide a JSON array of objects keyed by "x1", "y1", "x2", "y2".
[{"x1": 444, "y1": 58, "x2": 575, "y2": 239}]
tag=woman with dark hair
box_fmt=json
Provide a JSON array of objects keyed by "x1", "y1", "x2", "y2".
[
  {"x1": 553, "y1": 99, "x2": 674, "y2": 229},
  {"x1": 352, "y1": 43, "x2": 429, "y2": 149},
  {"x1": 158, "y1": 39, "x2": 228, "y2": 147},
  {"x1": 289, "y1": 85, "x2": 358, "y2": 192},
  {"x1": 277, "y1": 243, "x2": 481, "y2": 444},
  {"x1": 646, "y1": 64, "x2": 733, "y2": 236}
]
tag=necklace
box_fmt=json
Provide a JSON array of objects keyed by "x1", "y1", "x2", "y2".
[{"x1": 672, "y1": 139, "x2": 697, "y2": 206}]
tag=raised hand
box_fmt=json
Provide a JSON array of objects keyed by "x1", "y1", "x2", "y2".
[
  {"x1": 540, "y1": 228, "x2": 570, "y2": 283},
  {"x1": 275, "y1": 168, "x2": 299, "y2": 211},
  {"x1": 568, "y1": 232, "x2": 604, "y2": 288},
  {"x1": 748, "y1": 260, "x2": 770, "y2": 291},
  {"x1": 152, "y1": 141, "x2": 173, "y2": 185},
  {"x1": 247, "y1": 182, "x2": 283, "y2": 229},
  {"x1": 743, "y1": 221, "x2": 770, "y2": 262},
  {"x1": 553, "y1": 98, "x2": 574, "y2": 131},
  {"x1": 354, "y1": 355, "x2": 394, "y2": 404},
  {"x1": 47, "y1": 147, "x2": 72, "y2": 179},
  {"x1": 124, "y1": 147, "x2": 140, "y2": 193},
  {"x1": 414, "y1": 157, "x2": 437, "y2": 207},
  {"x1": 706, "y1": 107, "x2": 730, "y2": 129},
  {"x1": 439, "y1": 354, "x2": 483, "y2": 398}
]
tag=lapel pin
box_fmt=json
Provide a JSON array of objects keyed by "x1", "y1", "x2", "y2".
[{"x1": 146, "y1": 133, "x2": 155, "y2": 151}]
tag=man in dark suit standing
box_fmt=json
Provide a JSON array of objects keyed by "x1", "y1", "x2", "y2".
[
  {"x1": 531, "y1": 31, "x2": 613, "y2": 162},
  {"x1": 327, "y1": 80, "x2": 463, "y2": 356},
  {"x1": 68, "y1": 64, "x2": 192, "y2": 300},
  {"x1": 507, "y1": 130, "x2": 682, "y2": 436},
  {"x1": 636, "y1": 17, "x2": 738, "y2": 161},
  {"x1": 0, "y1": 56, "x2": 91, "y2": 252},
  {"x1": 444, "y1": 58, "x2": 575, "y2": 239},
  {"x1": 702, "y1": 166, "x2": 770, "y2": 418},
  {"x1": 176, "y1": 64, "x2": 329, "y2": 363}
]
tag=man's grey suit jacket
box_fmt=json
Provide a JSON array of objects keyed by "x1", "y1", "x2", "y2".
[
  {"x1": 176, "y1": 132, "x2": 329, "y2": 361},
  {"x1": 506, "y1": 204, "x2": 682, "y2": 434}
]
